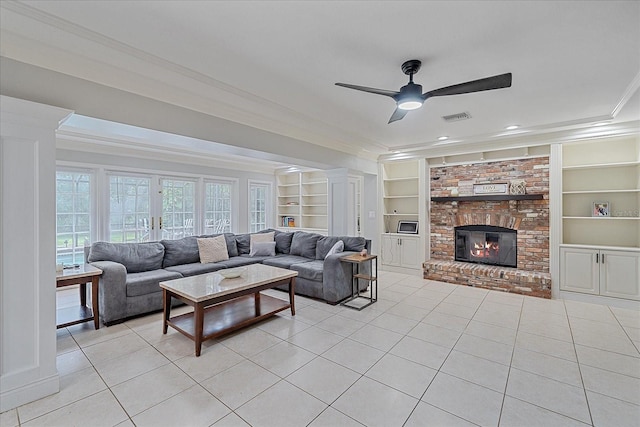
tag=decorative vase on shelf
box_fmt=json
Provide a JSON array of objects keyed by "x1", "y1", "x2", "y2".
[{"x1": 510, "y1": 180, "x2": 526, "y2": 195}]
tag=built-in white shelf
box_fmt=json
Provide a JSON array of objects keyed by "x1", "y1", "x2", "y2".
[
  {"x1": 563, "y1": 189, "x2": 640, "y2": 194},
  {"x1": 562, "y1": 160, "x2": 640, "y2": 170}
]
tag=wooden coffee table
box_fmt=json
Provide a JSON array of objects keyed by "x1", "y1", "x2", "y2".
[{"x1": 160, "y1": 263, "x2": 297, "y2": 356}]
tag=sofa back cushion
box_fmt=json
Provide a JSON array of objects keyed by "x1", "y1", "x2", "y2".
[
  {"x1": 290, "y1": 231, "x2": 321, "y2": 259},
  {"x1": 88, "y1": 242, "x2": 164, "y2": 273},
  {"x1": 340, "y1": 236, "x2": 367, "y2": 252},
  {"x1": 275, "y1": 232, "x2": 294, "y2": 254},
  {"x1": 235, "y1": 230, "x2": 273, "y2": 255},
  {"x1": 161, "y1": 236, "x2": 200, "y2": 267},
  {"x1": 161, "y1": 233, "x2": 237, "y2": 267},
  {"x1": 315, "y1": 236, "x2": 343, "y2": 260}
]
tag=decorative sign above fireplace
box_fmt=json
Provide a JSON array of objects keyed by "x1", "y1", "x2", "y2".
[{"x1": 473, "y1": 183, "x2": 509, "y2": 195}]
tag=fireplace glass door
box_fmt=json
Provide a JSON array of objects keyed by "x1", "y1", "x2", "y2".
[{"x1": 455, "y1": 225, "x2": 517, "y2": 268}]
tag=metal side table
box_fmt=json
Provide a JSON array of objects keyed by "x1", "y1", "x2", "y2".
[{"x1": 340, "y1": 253, "x2": 377, "y2": 310}]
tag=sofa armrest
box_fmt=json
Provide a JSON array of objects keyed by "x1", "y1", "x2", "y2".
[
  {"x1": 90, "y1": 260, "x2": 127, "y2": 325},
  {"x1": 322, "y1": 251, "x2": 367, "y2": 303}
]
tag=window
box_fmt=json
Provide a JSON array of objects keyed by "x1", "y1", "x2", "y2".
[
  {"x1": 249, "y1": 181, "x2": 271, "y2": 232},
  {"x1": 108, "y1": 174, "x2": 151, "y2": 243},
  {"x1": 161, "y1": 178, "x2": 196, "y2": 239},
  {"x1": 56, "y1": 170, "x2": 93, "y2": 264},
  {"x1": 204, "y1": 180, "x2": 232, "y2": 233}
]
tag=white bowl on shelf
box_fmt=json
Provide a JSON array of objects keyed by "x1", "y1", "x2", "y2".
[{"x1": 219, "y1": 267, "x2": 246, "y2": 279}]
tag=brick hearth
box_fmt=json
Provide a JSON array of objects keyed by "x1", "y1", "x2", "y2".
[{"x1": 425, "y1": 157, "x2": 551, "y2": 298}]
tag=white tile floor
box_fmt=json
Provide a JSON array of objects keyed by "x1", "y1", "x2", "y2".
[{"x1": 3, "y1": 271, "x2": 640, "y2": 426}]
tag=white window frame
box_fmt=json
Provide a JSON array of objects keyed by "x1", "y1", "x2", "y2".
[
  {"x1": 203, "y1": 178, "x2": 238, "y2": 234},
  {"x1": 248, "y1": 180, "x2": 273, "y2": 232},
  {"x1": 55, "y1": 166, "x2": 97, "y2": 264}
]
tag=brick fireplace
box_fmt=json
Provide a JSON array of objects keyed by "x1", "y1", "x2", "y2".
[{"x1": 424, "y1": 157, "x2": 551, "y2": 298}]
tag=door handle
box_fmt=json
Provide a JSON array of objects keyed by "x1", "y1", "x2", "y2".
[
  {"x1": 596, "y1": 253, "x2": 599, "y2": 263},
  {"x1": 601, "y1": 254, "x2": 604, "y2": 263},
  {"x1": 159, "y1": 216, "x2": 163, "y2": 229},
  {"x1": 151, "y1": 217, "x2": 155, "y2": 230}
]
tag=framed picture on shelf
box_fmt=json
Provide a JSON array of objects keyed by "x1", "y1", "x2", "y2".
[{"x1": 592, "y1": 202, "x2": 610, "y2": 217}]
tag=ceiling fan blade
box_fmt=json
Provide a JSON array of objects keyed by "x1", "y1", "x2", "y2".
[
  {"x1": 423, "y1": 73, "x2": 512, "y2": 98},
  {"x1": 335, "y1": 83, "x2": 399, "y2": 98},
  {"x1": 388, "y1": 108, "x2": 409, "y2": 124}
]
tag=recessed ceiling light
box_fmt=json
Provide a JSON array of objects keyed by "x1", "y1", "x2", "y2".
[
  {"x1": 505, "y1": 125, "x2": 519, "y2": 130},
  {"x1": 438, "y1": 136, "x2": 448, "y2": 141}
]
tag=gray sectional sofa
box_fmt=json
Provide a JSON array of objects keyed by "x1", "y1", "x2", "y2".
[{"x1": 86, "y1": 229, "x2": 371, "y2": 325}]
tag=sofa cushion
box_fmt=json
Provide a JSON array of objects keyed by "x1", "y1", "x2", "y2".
[
  {"x1": 274, "y1": 231, "x2": 294, "y2": 254},
  {"x1": 161, "y1": 236, "x2": 200, "y2": 267},
  {"x1": 340, "y1": 236, "x2": 367, "y2": 252},
  {"x1": 235, "y1": 234, "x2": 251, "y2": 255},
  {"x1": 316, "y1": 236, "x2": 343, "y2": 260},
  {"x1": 290, "y1": 231, "x2": 321, "y2": 259},
  {"x1": 198, "y1": 235, "x2": 229, "y2": 263},
  {"x1": 165, "y1": 262, "x2": 225, "y2": 277},
  {"x1": 290, "y1": 260, "x2": 324, "y2": 282},
  {"x1": 216, "y1": 256, "x2": 262, "y2": 268},
  {"x1": 250, "y1": 241, "x2": 276, "y2": 257},
  {"x1": 88, "y1": 242, "x2": 164, "y2": 273},
  {"x1": 126, "y1": 269, "x2": 182, "y2": 297},
  {"x1": 262, "y1": 254, "x2": 313, "y2": 269}
]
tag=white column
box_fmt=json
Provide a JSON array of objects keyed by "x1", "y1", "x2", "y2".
[
  {"x1": 549, "y1": 143, "x2": 563, "y2": 299},
  {"x1": 0, "y1": 96, "x2": 73, "y2": 411},
  {"x1": 326, "y1": 168, "x2": 349, "y2": 236}
]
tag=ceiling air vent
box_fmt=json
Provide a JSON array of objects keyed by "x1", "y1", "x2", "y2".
[{"x1": 442, "y1": 112, "x2": 472, "y2": 122}]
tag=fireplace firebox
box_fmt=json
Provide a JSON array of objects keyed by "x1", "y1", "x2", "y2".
[{"x1": 455, "y1": 225, "x2": 517, "y2": 268}]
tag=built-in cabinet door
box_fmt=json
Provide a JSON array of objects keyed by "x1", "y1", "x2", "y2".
[
  {"x1": 560, "y1": 247, "x2": 599, "y2": 295},
  {"x1": 381, "y1": 235, "x2": 400, "y2": 266},
  {"x1": 399, "y1": 236, "x2": 420, "y2": 269},
  {"x1": 600, "y1": 250, "x2": 640, "y2": 300}
]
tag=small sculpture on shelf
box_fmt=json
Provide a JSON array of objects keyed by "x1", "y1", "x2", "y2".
[{"x1": 510, "y1": 180, "x2": 526, "y2": 195}]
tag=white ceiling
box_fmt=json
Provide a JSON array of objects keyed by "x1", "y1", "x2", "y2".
[{"x1": 1, "y1": 1, "x2": 639, "y2": 162}]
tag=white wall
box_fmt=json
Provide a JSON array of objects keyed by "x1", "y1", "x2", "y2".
[{"x1": 1, "y1": 96, "x2": 72, "y2": 411}]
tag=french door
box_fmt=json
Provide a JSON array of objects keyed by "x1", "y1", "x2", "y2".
[{"x1": 107, "y1": 173, "x2": 196, "y2": 242}]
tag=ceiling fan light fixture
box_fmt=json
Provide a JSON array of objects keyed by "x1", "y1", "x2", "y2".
[{"x1": 397, "y1": 99, "x2": 423, "y2": 110}]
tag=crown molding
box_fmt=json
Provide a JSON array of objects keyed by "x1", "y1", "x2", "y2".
[
  {"x1": 0, "y1": 2, "x2": 385, "y2": 157},
  {"x1": 378, "y1": 120, "x2": 640, "y2": 162}
]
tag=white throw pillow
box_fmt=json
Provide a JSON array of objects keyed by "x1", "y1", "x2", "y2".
[
  {"x1": 250, "y1": 241, "x2": 276, "y2": 257},
  {"x1": 325, "y1": 240, "x2": 344, "y2": 259},
  {"x1": 250, "y1": 231, "x2": 275, "y2": 252},
  {"x1": 197, "y1": 235, "x2": 229, "y2": 264}
]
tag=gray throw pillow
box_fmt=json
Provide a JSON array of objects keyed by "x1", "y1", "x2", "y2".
[
  {"x1": 290, "y1": 231, "x2": 321, "y2": 259},
  {"x1": 250, "y1": 241, "x2": 276, "y2": 257},
  {"x1": 325, "y1": 240, "x2": 344, "y2": 259}
]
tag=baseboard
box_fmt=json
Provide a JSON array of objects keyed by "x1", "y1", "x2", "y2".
[
  {"x1": 0, "y1": 373, "x2": 59, "y2": 412},
  {"x1": 379, "y1": 265, "x2": 422, "y2": 276},
  {"x1": 559, "y1": 291, "x2": 640, "y2": 310}
]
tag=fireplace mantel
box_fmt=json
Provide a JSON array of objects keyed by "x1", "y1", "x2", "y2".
[{"x1": 431, "y1": 194, "x2": 544, "y2": 202}]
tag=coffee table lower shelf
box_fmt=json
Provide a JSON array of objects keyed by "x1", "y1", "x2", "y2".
[{"x1": 166, "y1": 293, "x2": 290, "y2": 354}]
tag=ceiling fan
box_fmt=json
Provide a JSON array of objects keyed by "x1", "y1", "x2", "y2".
[{"x1": 335, "y1": 60, "x2": 512, "y2": 123}]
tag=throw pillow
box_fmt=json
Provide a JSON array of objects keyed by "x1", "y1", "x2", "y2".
[
  {"x1": 250, "y1": 241, "x2": 276, "y2": 257},
  {"x1": 325, "y1": 240, "x2": 344, "y2": 259},
  {"x1": 250, "y1": 231, "x2": 274, "y2": 252},
  {"x1": 197, "y1": 235, "x2": 229, "y2": 264}
]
